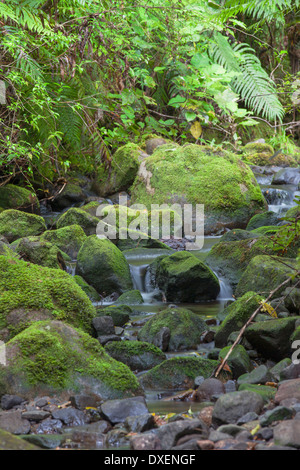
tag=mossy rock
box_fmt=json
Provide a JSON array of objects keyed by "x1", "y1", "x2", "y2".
[
  {"x1": 40, "y1": 224, "x2": 87, "y2": 259},
  {"x1": 241, "y1": 143, "x2": 297, "y2": 167},
  {"x1": 244, "y1": 316, "x2": 299, "y2": 360},
  {"x1": 104, "y1": 340, "x2": 166, "y2": 371},
  {"x1": 0, "y1": 210, "x2": 47, "y2": 243},
  {"x1": 95, "y1": 305, "x2": 132, "y2": 327},
  {"x1": 0, "y1": 184, "x2": 40, "y2": 214},
  {"x1": 251, "y1": 225, "x2": 281, "y2": 236},
  {"x1": 205, "y1": 236, "x2": 276, "y2": 290},
  {"x1": 218, "y1": 228, "x2": 263, "y2": 242},
  {"x1": 0, "y1": 320, "x2": 142, "y2": 400},
  {"x1": 11, "y1": 237, "x2": 67, "y2": 270},
  {"x1": 237, "y1": 383, "x2": 276, "y2": 403},
  {"x1": 214, "y1": 292, "x2": 264, "y2": 348},
  {"x1": 130, "y1": 143, "x2": 267, "y2": 235},
  {"x1": 115, "y1": 290, "x2": 144, "y2": 305},
  {"x1": 137, "y1": 307, "x2": 207, "y2": 352},
  {"x1": 73, "y1": 275, "x2": 102, "y2": 303},
  {"x1": 0, "y1": 255, "x2": 96, "y2": 341},
  {"x1": 154, "y1": 251, "x2": 220, "y2": 302},
  {"x1": 0, "y1": 429, "x2": 41, "y2": 450},
  {"x1": 50, "y1": 182, "x2": 86, "y2": 211},
  {"x1": 92, "y1": 143, "x2": 142, "y2": 197},
  {"x1": 138, "y1": 356, "x2": 218, "y2": 390},
  {"x1": 56, "y1": 207, "x2": 99, "y2": 236},
  {"x1": 76, "y1": 236, "x2": 133, "y2": 296},
  {"x1": 246, "y1": 211, "x2": 282, "y2": 231},
  {"x1": 219, "y1": 345, "x2": 253, "y2": 379},
  {"x1": 235, "y1": 255, "x2": 300, "y2": 298}
]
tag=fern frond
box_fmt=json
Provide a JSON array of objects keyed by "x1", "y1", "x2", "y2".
[
  {"x1": 210, "y1": 33, "x2": 284, "y2": 122},
  {"x1": 219, "y1": 0, "x2": 300, "y2": 23}
]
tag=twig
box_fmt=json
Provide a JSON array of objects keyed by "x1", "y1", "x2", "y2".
[{"x1": 214, "y1": 273, "x2": 300, "y2": 378}]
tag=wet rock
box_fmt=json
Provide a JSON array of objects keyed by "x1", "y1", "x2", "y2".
[
  {"x1": 152, "y1": 327, "x2": 171, "y2": 352},
  {"x1": 50, "y1": 182, "x2": 87, "y2": 211},
  {"x1": 0, "y1": 209, "x2": 47, "y2": 243},
  {"x1": 0, "y1": 410, "x2": 31, "y2": 435},
  {"x1": 21, "y1": 410, "x2": 51, "y2": 422},
  {"x1": 69, "y1": 394, "x2": 102, "y2": 411},
  {"x1": 35, "y1": 418, "x2": 64, "y2": 434},
  {"x1": 212, "y1": 391, "x2": 264, "y2": 426},
  {"x1": 92, "y1": 316, "x2": 115, "y2": 336},
  {"x1": 237, "y1": 411, "x2": 259, "y2": 425},
  {"x1": 51, "y1": 408, "x2": 88, "y2": 427},
  {"x1": 124, "y1": 413, "x2": 155, "y2": 433},
  {"x1": 97, "y1": 335, "x2": 122, "y2": 345},
  {"x1": 150, "y1": 418, "x2": 208, "y2": 450},
  {"x1": 104, "y1": 340, "x2": 166, "y2": 372},
  {"x1": 100, "y1": 396, "x2": 149, "y2": 425},
  {"x1": 238, "y1": 383, "x2": 276, "y2": 403},
  {"x1": 0, "y1": 429, "x2": 41, "y2": 450},
  {"x1": 1, "y1": 395, "x2": 25, "y2": 411},
  {"x1": 219, "y1": 345, "x2": 253, "y2": 379},
  {"x1": 237, "y1": 364, "x2": 274, "y2": 386},
  {"x1": 96, "y1": 305, "x2": 132, "y2": 327},
  {"x1": 259, "y1": 406, "x2": 295, "y2": 427},
  {"x1": 105, "y1": 428, "x2": 129, "y2": 448},
  {"x1": 130, "y1": 433, "x2": 162, "y2": 450},
  {"x1": 272, "y1": 167, "x2": 300, "y2": 185},
  {"x1": 67, "y1": 428, "x2": 106, "y2": 449}
]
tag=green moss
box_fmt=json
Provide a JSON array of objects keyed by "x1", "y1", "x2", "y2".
[
  {"x1": 56, "y1": 208, "x2": 99, "y2": 236},
  {"x1": 130, "y1": 144, "x2": 267, "y2": 233},
  {"x1": 251, "y1": 225, "x2": 280, "y2": 236},
  {"x1": 246, "y1": 211, "x2": 281, "y2": 231},
  {"x1": 104, "y1": 340, "x2": 166, "y2": 371},
  {"x1": 73, "y1": 275, "x2": 102, "y2": 302},
  {"x1": 138, "y1": 356, "x2": 218, "y2": 390},
  {"x1": 1, "y1": 320, "x2": 142, "y2": 399},
  {"x1": 12, "y1": 236, "x2": 66, "y2": 269},
  {"x1": 41, "y1": 224, "x2": 87, "y2": 259},
  {"x1": 115, "y1": 290, "x2": 144, "y2": 305},
  {"x1": 96, "y1": 305, "x2": 132, "y2": 326},
  {"x1": 0, "y1": 184, "x2": 40, "y2": 213},
  {"x1": 76, "y1": 235, "x2": 133, "y2": 296},
  {"x1": 0, "y1": 255, "x2": 96, "y2": 340},
  {"x1": 92, "y1": 143, "x2": 142, "y2": 197},
  {"x1": 238, "y1": 383, "x2": 276, "y2": 403},
  {"x1": 0, "y1": 209, "x2": 47, "y2": 243},
  {"x1": 137, "y1": 307, "x2": 207, "y2": 351},
  {"x1": 219, "y1": 345, "x2": 253, "y2": 379}
]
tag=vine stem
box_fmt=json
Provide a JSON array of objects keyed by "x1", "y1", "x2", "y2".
[{"x1": 214, "y1": 272, "x2": 300, "y2": 378}]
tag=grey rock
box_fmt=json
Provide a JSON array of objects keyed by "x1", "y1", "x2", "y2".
[
  {"x1": 237, "y1": 365, "x2": 274, "y2": 386},
  {"x1": 0, "y1": 410, "x2": 31, "y2": 435},
  {"x1": 35, "y1": 418, "x2": 63, "y2": 434},
  {"x1": 97, "y1": 335, "x2": 121, "y2": 345},
  {"x1": 51, "y1": 408, "x2": 87, "y2": 427},
  {"x1": 212, "y1": 391, "x2": 264, "y2": 426},
  {"x1": 273, "y1": 419, "x2": 300, "y2": 448},
  {"x1": 69, "y1": 394, "x2": 101, "y2": 411},
  {"x1": 150, "y1": 418, "x2": 208, "y2": 450},
  {"x1": 237, "y1": 412, "x2": 259, "y2": 425},
  {"x1": 260, "y1": 406, "x2": 295, "y2": 427},
  {"x1": 92, "y1": 316, "x2": 115, "y2": 335},
  {"x1": 1, "y1": 394, "x2": 25, "y2": 410},
  {"x1": 152, "y1": 327, "x2": 171, "y2": 352},
  {"x1": 130, "y1": 433, "x2": 162, "y2": 451},
  {"x1": 125, "y1": 413, "x2": 155, "y2": 433},
  {"x1": 21, "y1": 410, "x2": 50, "y2": 421},
  {"x1": 100, "y1": 396, "x2": 149, "y2": 425}
]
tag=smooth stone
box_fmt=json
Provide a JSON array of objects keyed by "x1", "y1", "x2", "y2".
[
  {"x1": 100, "y1": 397, "x2": 149, "y2": 425},
  {"x1": 0, "y1": 410, "x2": 31, "y2": 435}
]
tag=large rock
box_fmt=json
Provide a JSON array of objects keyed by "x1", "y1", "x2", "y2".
[
  {"x1": 154, "y1": 251, "x2": 220, "y2": 302},
  {"x1": 235, "y1": 255, "x2": 300, "y2": 298},
  {"x1": 100, "y1": 396, "x2": 148, "y2": 424},
  {"x1": 214, "y1": 292, "x2": 264, "y2": 348},
  {"x1": 76, "y1": 236, "x2": 133, "y2": 296},
  {"x1": 0, "y1": 254, "x2": 96, "y2": 341},
  {"x1": 273, "y1": 420, "x2": 300, "y2": 449},
  {"x1": 40, "y1": 224, "x2": 87, "y2": 260},
  {"x1": 212, "y1": 391, "x2": 264, "y2": 426},
  {"x1": 130, "y1": 143, "x2": 267, "y2": 235},
  {"x1": 244, "y1": 316, "x2": 299, "y2": 360},
  {"x1": 0, "y1": 210, "x2": 46, "y2": 243},
  {"x1": 56, "y1": 207, "x2": 99, "y2": 236},
  {"x1": 137, "y1": 307, "x2": 207, "y2": 351},
  {"x1": 0, "y1": 429, "x2": 40, "y2": 450},
  {"x1": 11, "y1": 237, "x2": 67, "y2": 269},
  {"x1": 105, "y1": 341, "x2": 166, "y2": 371},
  {"x1": 272, "y1": 168, "x2": 300, "y2": 185},
  {"x1": 0, "y1": 184, "x2": 40, "y2": 214},
  {"x1": 138, "y1": 356, "x2": 218, "y2": 390},
  {"x1": 0, "y1": 320, "x2": 142, "y2": 401},
  {"x1": 50, "y1": 182, "x2": 86, "y2": 210},
  {"x1": 92, "y1": 143, "x2": 142, "y2": 197}
]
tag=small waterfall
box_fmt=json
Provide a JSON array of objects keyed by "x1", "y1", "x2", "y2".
[
  {"x1": 65, "y1": 261, "x2": 76, "y2": 276},
  {"x1": 217, "y1": 277, "x2": 233, "y2": 301},
  {"x1": 129, "y1": 263, "x2": 148, "y2": 292}
]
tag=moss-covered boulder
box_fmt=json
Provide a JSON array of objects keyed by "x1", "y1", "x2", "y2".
[
  {"x1": 40, "y1": 224, "x2": 87, "y2": 259},
  {"x1": 104, "y1": 340, "x2": 166, "y2": 371},
  {"x1": 205, "y1": 236, "x2": 275, "y2": 290},
  {"x1": 0, "y1": 184, "x2": 40, "y2": 214},
  {"x1": 0, "y1": 210, "x2": 47, "y2": 243},
  {"x1": 241, "y1": 142, "x2": 297, "y2": 167},
  {"x1": 130, "y1": 144, "x2": 267, "y2": 235},
  {"x1": 50, "y1": 182, "x2": 86, "y2": 211},
  {"x1": 214, "y1": 292, "x2": 264, "y2": 348},
  {"x1": 115, "y1": 290, "x2": 144, "y2": 305},
  {"x1": 235, "y1": 255, "x2": 300, "y2": 298},
  {"x1": 73, "y1": 275, "x2": 102, "y2": 302},
  {"x1": 0, "y1": 255, "x2": 96, "y2": 341},
  {"x1": 92, "y1": 143, "x2": 142, "y2": 197},
  {"x1": 76, "y1": 236, "x2": 133, "y2": 296},
  {"x1": 56, "y1": 207, "x2": 99, "y2": 236},
  {"x1": 219, "y1": 345, "x2": 254, "y2": 379},
  {"x1": 218, "y1": 228, "x2": 263, "y2": 242},
  {"x1": 138, "y1": 356, "x2": 218, "y2": 390},
  {"x1": 0, "y1": 320, "x2": 142, "y2": 400},
  {"x1": 153, "y1": 251, "x2": 220, "y2": 302},
  {"x1": 11, "y1": 237, "x2": 67, "y2": 270},
  {"x1": 237, "y1": 383, "x2": 276, "y2": 403},
  {"x1": 137, "y1": 307, "x2": 207, "y2": 351},
  {"x1": 246, "y1": 211, "x2": 281, "y2": 231},
  {"x1": 95, "y1": 305, "x2": 132, "y2": 327},
  {"x1": 0, "y1": 429, "x2": 41, "y2": 450},
  {"x1": 244, "y1": 316, "x2": 299, "y2": 360}
]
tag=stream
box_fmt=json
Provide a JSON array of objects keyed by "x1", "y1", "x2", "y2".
[{"x1": 56, "y1": 165, "x2": 300, "y2": 415}]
